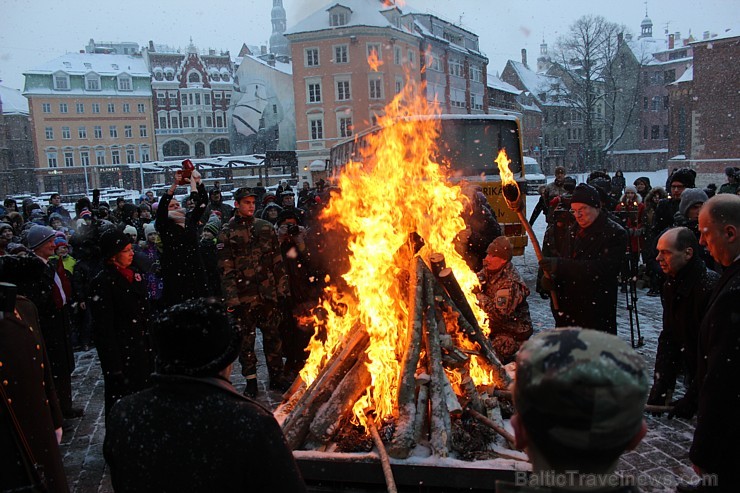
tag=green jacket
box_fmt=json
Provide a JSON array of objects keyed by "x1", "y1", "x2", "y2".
[{"x1": 217, "y1": 214, "x2": 289, "y2": 307}]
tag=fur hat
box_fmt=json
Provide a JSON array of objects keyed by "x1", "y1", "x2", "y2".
[
  {"x1": 151, "y1": 298, "x2": 242, "y2": 377},
  {"x1": 99, "y1": 229, "x2": 131, "y2": 259},
  {"x1": 143, "y1": 222, "x2": 157, "y2": 237},
  {"x1": 26, "y1": 225, "x2": 56, "y2": 250},
  {"x1": 669, "y1": 168, "x2": 696, "y2": 189},
  {"x1": 570, "y1": 184, "x2": 601, "y2": 208},
  {"x1": 487, "y1": 236, "x2": 513, "y2": 262},
  {"x1": 679, "y1": 188, "x2": 708, "y2": 217}
]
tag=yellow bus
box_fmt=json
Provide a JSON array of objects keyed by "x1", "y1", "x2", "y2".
[{"x1": 329, "y1": 114, "x2": 528, "y2": 255}]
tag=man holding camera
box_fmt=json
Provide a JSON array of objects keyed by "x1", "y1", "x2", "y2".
[{"x1": 217, "y1": 187, "x2": 291, "y2": 398}]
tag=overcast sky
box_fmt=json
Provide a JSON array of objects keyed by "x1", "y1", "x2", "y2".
[{"x1": 1, "y1": 0, "x2": 736, "y2": 90}]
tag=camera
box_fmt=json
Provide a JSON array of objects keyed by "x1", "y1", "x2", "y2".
[
  {"x1": 287, "y1": 224, "x2": 301, "y2": 235},
  {"x1": 178, "y1": 159, "x2": 194, "y2": 185}
]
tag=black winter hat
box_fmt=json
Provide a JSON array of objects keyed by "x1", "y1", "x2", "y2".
[
  {"x1": 634, "y1": 176, "x2": 652, "y2": 189},
  {"x1": 669, "y1": 168, "x2": 696, "y2": 188},
  {"x1": 151, "y1": 298, "x2": 242, "y2": 377},
  {"x1": 99, "y1": 229, "x2": 131, "y2": 259},
  {"x1": 571, "y1": 183, "x2": 601, "y2": 208}
]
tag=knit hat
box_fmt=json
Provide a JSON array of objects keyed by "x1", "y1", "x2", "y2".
[
  {"x1": 486, "y1": 236, "x2": 513, "y2": 262},
  {"x1": 679, "y1": 188, "x2": 708, "y2": 217},
  {"x1": 669, "y1": 168, "x2": 696, "y2": 188},
  {"x1": 514, "y1": 327, "x2": 648, "y2": 452},
  {"x1": 143, "y1": 223, "x2": 157, "y2": 236},
  {"x1": 26, "y1": 225, "x2": 56, "y2": 250},
  {"x1": 54, "y1": 236, "x2": 68, "y2": 248},
  {"x1": 203, "y1": 221, "x2": 220, "y2": 237},
  {"x1": 123, "y1": 225, "x2": 138, "y2": 238},
  {"x1": 570, "y1": 183, "x2": 601, "y2": 208},
  {"x1": 151, "y1": 298, "x2": 243, "y2": 377},
  {"x1": 0, "y1": 222, "x2": 13, "y2": 233},
  {"x1": 624, "y1": 185, "x2": 637, "y2": 195},
  {"x1": 79, "y1": 208, "x2": 93, "y2": 220},
  {"x1": 99, "y1": 229, "x2": 132, "y2": 259},
  {"x1": 562, "y1": 176, "x2": 576, "y2": 193}
]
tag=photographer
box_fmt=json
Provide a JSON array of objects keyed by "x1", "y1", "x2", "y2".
[{"x1": 615, "y1": 186, "x2": 646, "y2": 292}]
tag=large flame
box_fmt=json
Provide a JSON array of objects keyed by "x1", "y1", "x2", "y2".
[
  {"x1": 299, "y1": 78, "x2": 497, "y2": 424},
  {"x1": 367, "y1": 48, "x2": 383, "y2": 71},
  {"x1": 495, "y1": 149, "x2": 515, "y2": 186}
]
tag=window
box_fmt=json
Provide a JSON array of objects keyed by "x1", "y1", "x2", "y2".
[
  {"x1": 425, "y1": 53, "x2": 441, "y2": 71},
  {"x1": 159, "y1": 116, "x2": 167, "y2": 128},
  {"x1": 126, "y1": 148, "x2": 135, "y2": 163},
  {"x1": 334, "y1": 45, "x2": 348, "y2": 64},
  {"x1": 305, "y1": 48, "x2": 319, "y2": 67},
  {"x1": 336, "y1": 79, "x2": 351, "y2": 101},
  {"x1": 309, "y1": 117, "x2": 324, "y2": 140},
  {"x1": 108, "y1": 103, "x2": 115, "y2": 113},
  {"x1": 59, "y1": 103, "x2": 68, "y2": 113},
  {"x1": 137, "y1": 103, "x2": 145, "y2": 113},
  {"x1": 369, "y1": 77, "x2": 383, "y2": 99},
  {"x1": 47, "y1": 151, "x2": 58, "y2": 168},
  {"x1": 76, "y1": 103, "x2": 84, "y2": 113},
  {"x1": 109, "y1": 126, "x2": 118, "y2": 138},
  {"x1": 451, "y1": 88, "x2": 466, "y2": 108},
  {"x1": 408, "y1": 50, "x2": 415, "y2": 67},
  {"x1": 169, "y1": 92, "x2": 178, "y2": 105},
  {"x1": 94, "y1": 126, "x2": 102, "y2": 139},
  {"x1": 62, "y1": 126, "x2": 71, "y2": 139},
  {"x1": 394, "y1": 46, "x2": 402, "y2": 65},
  {"x1": 181, "y1": 94, "x2": 187, "y2": 106},
  {"x1": 92, "y1": 103, "x2": 100, "y2": 114},
  {"x1": 64, "y1": 152, "x2": 74, "y2": 167},
  {"x1": 338, "y1": 116, "x2": 353, "y2": 138},
  {"x1": 204, "y1": 94, "x2": 211, "y2": 105},
  {"x1": 214, "y1": 92, "x2": 222, "y2": 100},
  {"x1": 140, "y1": 146, "x2": 150, "y2": 162},
  {"x1": 471, "y1": 94, "x2": 483, "y2": 110},
  {"x1": 182, "y1": 117, "x2": 190, "y2": 128},
  {"x1": 111, "y1": 149, "x2": 120, "y2": 164},
  {"x1": 54, "y1": 74, "x2": 69, "y2": 90},
  {"x1": 124, "y1": 125, "x2": 133, "y2": 138},
  {"x1": 224, "y1": 92, "x2": 231, "y2": 102},
  {"x1": 42, "y1": 103, "x2": 51, "y2": 113},
  {"x1": 664, "y1": 69, "x2": 676, "y2": 84},
  {"x1": 395, "y1": 77, "x2": 403, "y2": 95},
  {"x1": 216, "y1": 115, "x2": 223, "y2": 127},
  {"x1": 139, "y1": 125, "x2": 147, "y2": 137},
  {"x1": 205, "y1": 116, "x2": 212, "y2": 127},
  {"x1": 651, "y1": 96, "x2": 662, "y2": 111},
  {"x1": 188, "y1": 72, "x2": 201, "y2": 83},
  {"x1": 123, "y1": 103, "x2": 130, "y2": 113},
  {"x1": 96, "y1": 149, "x2": 106, "y2": 165},
  {"x1": 663, "y1": 125, "x2": 669, "y2": 139},
  {"x1": 651, "y1": 125, "x2": 660, "y2": 140},
  {"x1": 307, "y1": 80, "x2": 322, "y2": 103},
  {"x1": 330, "y1": 12, "x2": 348, "y2": 26},
  {"x1": 45, "y1": 127, "x2": 53, "y2": 139},
  {"x1": 80, "y1": 151, "x2": 90, "y2": 167},
  {"x1": 449, "y1": 59, "x2": 463, "y2": 77},
  {"x1": 469, "y1": 65, "x2": 483, "y2": 83},
  {"x1": 78, "y1": 126, "x2": 87, "y2": 139},
  {"x1": 170, "y1": 113, "x2": 179, "y2": 128},
  {"x1": 367, "y1": 43, "x2": 382, "y2": 59},
  {"x1": 195, "y1": 93, "x2": 201, "y2": 105},
  {"x1": 86, "y1": 75, "x2": 100, "y2": 91}
]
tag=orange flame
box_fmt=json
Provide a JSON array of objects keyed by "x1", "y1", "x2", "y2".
[
  {"x1": 495, "y1": 148, "x2": 515, "y2": 186},
  {"x1": 367, "y1": 49, "x2": 383, "y2": 71},
  {"x1": 299, "y1": 76, "x2": 496, "y2": 425}
]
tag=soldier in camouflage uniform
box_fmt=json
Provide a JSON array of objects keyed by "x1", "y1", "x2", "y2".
[
  {"x1": 476, "y1": 237, "x2": 532, "y2": 363},
  {"x1": 217, "y1": 187, "x2": 291, "y2": 398},
  {"x1": 496, "y1": 327, "x2": 649, "y2": 492}
]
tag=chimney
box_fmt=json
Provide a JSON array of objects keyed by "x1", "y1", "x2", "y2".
[
  {"x1": 668, "y1": 34, "x2": 675, "y2": 49},
  {"x1": 261, "y1": 45, "x2": 267, "y2": 55},
  {"x1": 149, "y1": 40, "x2": 155, "y2": 52},
  {"x1": 521, "y1": 48, "x2": 528, "y2": 68},
  {"x1": 703, "y1": 31, "x2": 710, "y2": 40}
]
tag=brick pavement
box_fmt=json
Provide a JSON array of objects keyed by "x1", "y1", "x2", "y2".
[{"x1": 58, "y1": 256, "x2": 701, "y2": 493}]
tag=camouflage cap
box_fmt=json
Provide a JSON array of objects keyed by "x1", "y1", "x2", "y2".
[
  {"x1": 514, "y1": 327, "x2": 648, "y2": 451},
  {"x1": 233, "y1": 187, "x2": 258, "y2": 201}
]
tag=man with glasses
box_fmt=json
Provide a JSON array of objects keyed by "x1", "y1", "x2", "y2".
[
  {"x1": 539, "y1": 184, "x2": 627, "y2": 334},
  {"x1": 653, "y1": 168, "x2": 697, "y2": 238}
]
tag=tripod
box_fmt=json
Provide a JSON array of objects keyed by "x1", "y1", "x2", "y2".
[{"x1": 621, "y1": 235, "x2": 644, "y2": 348}]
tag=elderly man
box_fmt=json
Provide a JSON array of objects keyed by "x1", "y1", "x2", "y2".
[
  {"x1": 539, "y1": 184, "x2": 627, "y2": 334},
  {"x1": 648, "y1": 227, "x2": 719, "y2": 408},
  {"x1": 498, "y1": 327, "x2": 648, "y2": 491},
  {"x1": 682, "y1": 194, "x2": 740, "y2": 490}
]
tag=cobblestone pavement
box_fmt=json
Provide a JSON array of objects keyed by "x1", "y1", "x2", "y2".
[{"x1": 59, "y1": 195, "x2": 700, "y2": 492}]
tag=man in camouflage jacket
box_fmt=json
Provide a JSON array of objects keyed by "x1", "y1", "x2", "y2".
[{"x1": 217, "y1": 187, "x2": 290, "y2": 397}]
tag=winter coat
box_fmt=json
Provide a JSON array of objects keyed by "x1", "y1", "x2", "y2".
[
  {"x1": 104, "y1": 374, "x2": 307, "y2": 493},
  {"x1": 0, "y1": 296, "x2": 69, "y2": 493},
  {"x1": 689, "y1": 259, "x2": 740, "y2": 477},
  {"x1": 476, "y1": 262, "x2": 532, "y2": 362},
  {"x1": 217, "y1": 215, "x2": 289, "y2": 308},
  {"x1": 615, "y1": 201, "x2": 646, "y2": 253},
  {"x1": 139, "y1": 241, "x2": 164, "y2": 302},
  {"x1": 611, "y1": 174, "x2": 626, "y2": 196},
  {"x1": 155, "y1": 184, "x2": 210, "y2": 306},
  {"x1": 650, "y1": 257, "x2": 719, "y2": 403},
  {"x1": 203, "y1": 200, "x2": 234, "y2": 224},
  {"x1": 652, "y1": 197, "x2": 681, "y2": 238},
  {"x1": 89, "y1": 264, "x2": 154, "y2": 415},
  {"x1": 198, "y1": 237, "x2": 222, "y2": 297},
  {"x1": 551, "y1": 211, "x2": 628, "y2": 334}
]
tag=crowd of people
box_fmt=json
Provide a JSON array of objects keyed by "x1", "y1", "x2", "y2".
[{"x1": 1, "y1": 163, "x2": 738, "y2": 492}]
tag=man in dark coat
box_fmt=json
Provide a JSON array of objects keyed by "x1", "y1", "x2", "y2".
[
  {"x1": 90, "y1": 229, "x2": 154, "y2": 417},
  {"x1": 0, "y1": 292, "x2": 69, "y2": 493},
  {"x1": 0, "y1": 225, "x2": 81, "y2": 418},
  {"x1": 648, "y1": 227, "x2": 719, "y2": 407},
  {"x1": 681, "y1": 194, "x2": 740, "y2": 489},
  {"x1": 104, "y1": 298, "x2": 306, "y2": 493},
  {"x1": 539, "y1": 184, "x2": 627, "y2": 334},
  {"x1": 203, "y1": 188, "x2": 234, "y2": 224},
  {"x1": 652, "y1": 168, "x2": 696, "y2": 237}
]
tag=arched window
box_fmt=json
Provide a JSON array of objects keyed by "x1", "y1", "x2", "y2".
[
  {"x1": 188, "y1": 72, "x2": 201, "y2": 83},
  {"x1": 162, "y1": 140, "x2": 190, "y2": 158}
]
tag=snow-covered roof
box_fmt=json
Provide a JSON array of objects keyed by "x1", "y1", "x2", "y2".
[
  {"x1": 486, "y1": 73, "x2": 520, "y2": 95},
  {"x1": 625, "y1": 36, "x2": 666, "y2": 64},
  {"x1": 607, "y1": 148, "x2": 668, "y2": 155},
  {"x1": 285, "y1": 0, "x2": 414, "y2": 36},
  {"x1": 24, "y1": 52, "x2": 149, "y2": 77},
  {"x1": 691, "y1": 27, "x2": 739, "y2": 44},
  {"x1": 0, "y1": 85, "x2": 29, "y2": 115},
  {"x1": 243, "y1": 55, "x2": 293, "y2": 75},
  {"x1": 507, "y1": 60, "x2": 568, "y2": 106},
  {"x1": 672, "y1": 65, "x2": 693, "y2": 84}
]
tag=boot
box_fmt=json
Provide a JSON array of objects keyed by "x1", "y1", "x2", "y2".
[{"x1": 243, "y1": 378, "x2": 258, "y2": 398}]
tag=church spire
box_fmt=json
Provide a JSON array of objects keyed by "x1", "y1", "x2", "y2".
[{"x1": 269, "y1": 0, "x2": 290, "y2": 58}]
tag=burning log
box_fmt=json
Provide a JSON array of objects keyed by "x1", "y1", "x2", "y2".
[
  {"x1": 310, "y1": 353, "x2": 372, "y2": 443},
  {"x1": 424, "y1": 270, "x2": 451, "y2": 457},
  {"x1": 282, "y1": 327, "x2": 370, "y2": 449},
  {"x1": 387, "y1": 256, "x2": 425, "y2": 458},
  {"x1": 460, "y1": 370, "x2": 485, "y2": 415},
  {"x1": 440, "y1": 372, "x2": 463, "y2": 418},
  {"x1": 429, "y1": 252, "x2": 447, "y2": 277},
  {"x1": 413, "y1": 374, "x2": 430, "y2": 443},
  {"x1": 436, "y1": 267, "x2": 479, "y2": 332}
]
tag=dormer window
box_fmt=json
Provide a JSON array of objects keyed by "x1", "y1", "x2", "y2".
[
  {"x1": 53, "y1": 72, "x2": 70, "y2": 90},
  {"x1": 118, "y1": 74, "x2": 132, "y2": 91},
  {"x1": 85, "y1": 73, "x2": 101, "y2": 91},
  {"x1": 188, "y1": 71, "x2": 201, "y2": 83},
  {"x1": 328, "y1": 5, "x2": 351, "y2": 27}
]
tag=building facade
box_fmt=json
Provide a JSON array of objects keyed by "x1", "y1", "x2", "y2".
[
  {"x1": 23, "y1": 53, "x2": 156, "y2": 194},
  {"x1": 0, "y1": 85, "x2": 36, "y2": 195},
  {"x1": 145, "y1": 41, "x2": 233, "y2": 161}
]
